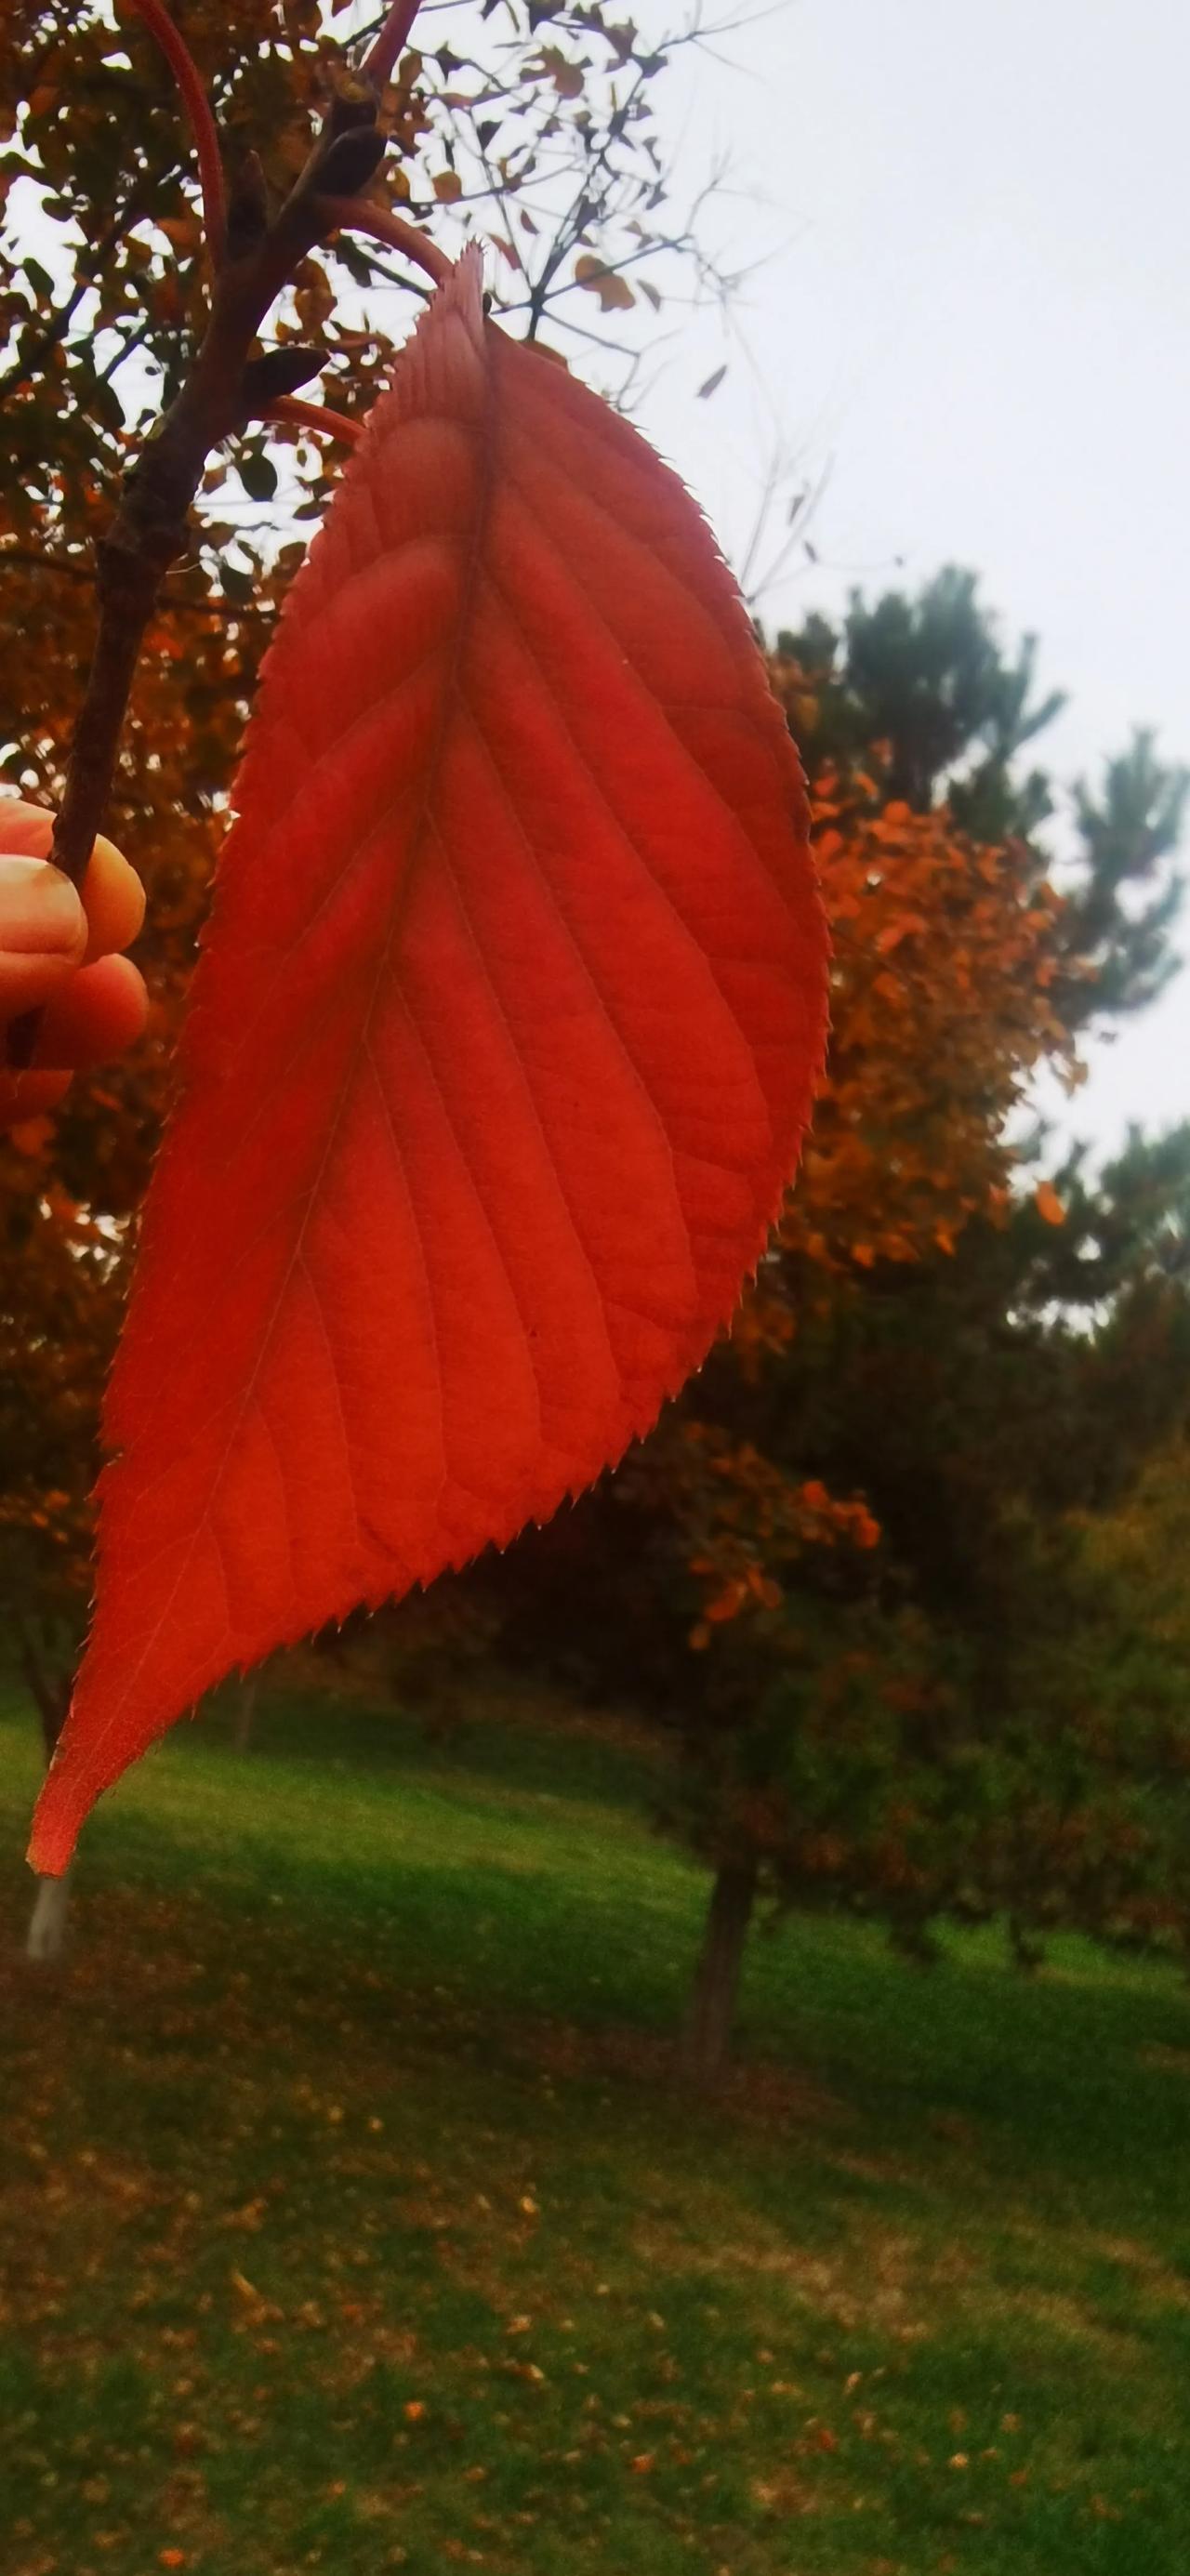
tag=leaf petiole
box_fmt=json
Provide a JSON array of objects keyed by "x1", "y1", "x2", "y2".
[
  {"x1": 316, "y1": 196, "x2": 454, "y2": 290},
  {"x1": 266, "y1": 396, "x2": 363, "y2": 447}
]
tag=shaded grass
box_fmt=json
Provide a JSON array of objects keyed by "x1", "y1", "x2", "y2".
[{"x1": 2, "y1": 1674, "x2": 1189, "y2": 2575}]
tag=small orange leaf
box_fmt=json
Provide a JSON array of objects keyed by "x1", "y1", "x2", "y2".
[
  {"x1": 537, "y1": 46, "x2": 585, "y2": 98},
  {"x1": 1035, "y1": 1181, "x2": 1065, "y2": 1225},
  {"x1": 574, "y1": 253, "x2": 635, "y2": 311},
  {"x1": 432, "y1": 171, "x2": 462, "y2": 203}
]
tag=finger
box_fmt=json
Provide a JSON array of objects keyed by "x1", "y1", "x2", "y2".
[
  {"x1": 0, "y1": 799, "x2": 145, "y2": 962},
  {"x1": 81, "y1": 832, "x2": 147, "y2": 963},
  {"x1": 0, "y1": 801, "x2": 56, "y2": 860},
  {"x1": 0, "y1": 852, "x2": 87, "y2": 1015},
  {"x1": 33, "y1": 953, "x2": 150, "y2": 1070}
]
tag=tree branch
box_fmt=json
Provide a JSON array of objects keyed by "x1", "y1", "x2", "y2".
[
  {"x1": 125, "y1": 0, "x2": 228, "y2": 265},
  {"x1": 14, "y1": 1613, "x2": 72, "y2": 1762},
  {"x1": 362, "y1": 0, "x2": 425, "y2": 93},
  {"x1": 0, "y1": 545, "x2": 271, "y2": 618},
  {"x1": 316, "y1": 195, "x2": 453, "y2": 288},
  {"x1": 266, "y1": 394, "x2": 363, "y2": 445},
  {"x1": 7, "y1": 1, "x2": 427, "y2": 1070}
]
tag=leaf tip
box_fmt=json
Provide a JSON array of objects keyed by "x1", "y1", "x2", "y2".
[{"x1": 26, "y1": 1777, "x2": 79, "y2": 1881}]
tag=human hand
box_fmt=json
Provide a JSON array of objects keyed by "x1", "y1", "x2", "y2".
[{"x1": 0, "y1": 801, "x2": 148, "y2": 1129}]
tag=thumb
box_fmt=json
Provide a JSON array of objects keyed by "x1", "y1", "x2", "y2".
[{"x1": 0, "y1": 852, "x2": 87, "y2": 1018}]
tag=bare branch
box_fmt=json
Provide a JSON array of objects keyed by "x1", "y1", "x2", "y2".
[
  {"x1": 316, "y1": 196, "x2": 453, "y2": 289},
  {"x1": 124, "y1": 0, "x2": 228, "y2": 268},
  {"x1": 0, "y1": 547, "x2": 271, "y2": 618},
  {"x1": 362, "y1": 0, "x2": 426, "y2": 94},
  {"x1": 265, "y1": 395, "x2": 363, "y2": 446}
]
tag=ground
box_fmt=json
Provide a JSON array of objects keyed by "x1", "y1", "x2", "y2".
[{"x1": 2, "y1": 1673, "x2": 1188, "y2": 2574}]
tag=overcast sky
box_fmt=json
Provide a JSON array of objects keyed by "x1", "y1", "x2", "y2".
[{"x1": 628, "y1": 0, "x2": 1189, "y2": 1159}]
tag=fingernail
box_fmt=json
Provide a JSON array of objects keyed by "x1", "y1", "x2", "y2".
[{"x1": 0, "y1": 852, "x2": 85, "y2": 954}]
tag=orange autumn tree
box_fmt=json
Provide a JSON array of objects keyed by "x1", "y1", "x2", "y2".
[
  {"x1": 490, "y1": 579, "x2": 1186, "y2": 2081},
  {"x1": 779, "y1": 764, "x2": 1066, "y2": 1278},
  {"x1": 666, "y1": 765, "x2": 1073, "y2": 2081},
  {"x1": 653, "y1": 673, "x2": 1073, "y2": 1670},
  {"x1": 666, "y1": 641, "x2": 1186, "y2": 2080},
  {"x1": 0, "y1": 563, "x2": 247, "y2": 1740}
]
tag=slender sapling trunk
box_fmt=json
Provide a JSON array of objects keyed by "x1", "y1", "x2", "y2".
[{"x1": 680, "y1": 1852, "x2": 759, "y2": 2087}]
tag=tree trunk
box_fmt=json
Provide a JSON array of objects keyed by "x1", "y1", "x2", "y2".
[
  {"x1": 16, "y1": 1621, "x2": 71, "y2": 1765},
  {"x1": 680, "y1": 1854, "x2": 758, "y2": 2088},
  {"x1": 25, "y1": 1866, "x2": 73, "y2": 1962}
]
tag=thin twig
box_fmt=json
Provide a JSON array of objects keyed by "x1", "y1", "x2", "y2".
[
  {"x1": 330, "y1": 243, "x2": 432, "y2": 305},
  {"x1": 4, "y1": 546, "x2": 278, "y2": 622},
  {"x1": 362, "y1": 0, "x2": 425, "y2": 92},
  {"x1": 124, "y1": 0, "x2": 228, "y2": 266},
  {"x1": 266, "y1": 395, "x2": 363, "y2": 444},
  {"x1": 0, "y1": 192, "x2": 160, "y2": 401},
  {"x1": 0, "y1": 547, "x2": 97, "y2": 588},
  {"x1": 316, "y1": 195, "x2": 453, "y2": 287}
]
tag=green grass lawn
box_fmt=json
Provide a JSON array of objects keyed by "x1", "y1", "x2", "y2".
[{"x1": 2, "y1": 1671, "x2": 1189, "y2": 2576}]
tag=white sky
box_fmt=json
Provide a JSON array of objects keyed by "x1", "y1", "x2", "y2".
[{"x1": 628, "y1": 0, "x2": 1189, "y2": 1157}]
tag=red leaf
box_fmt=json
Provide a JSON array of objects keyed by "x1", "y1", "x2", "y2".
[{"x1": 30, "y1": 251, "x2": 826, "y2": 1872}]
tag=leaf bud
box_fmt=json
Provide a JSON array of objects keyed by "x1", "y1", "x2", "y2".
[
  {"x1": 325, "y1": 76, "x2": 381, "y2": 138},
  {"x1": 316, "y1": 126, "x2": 389, "y2": 201},
  {"x1": 240, "y1": 348, "x2": 326, "y2": 410}
]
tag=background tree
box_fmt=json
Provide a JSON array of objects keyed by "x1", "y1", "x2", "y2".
[
  {"x1": 783, "y1": 570, "x2": 1185, "y2": 1009},
  {"x1": 488, "y1": 575, "x2": 1189, "y2": 2081}
]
